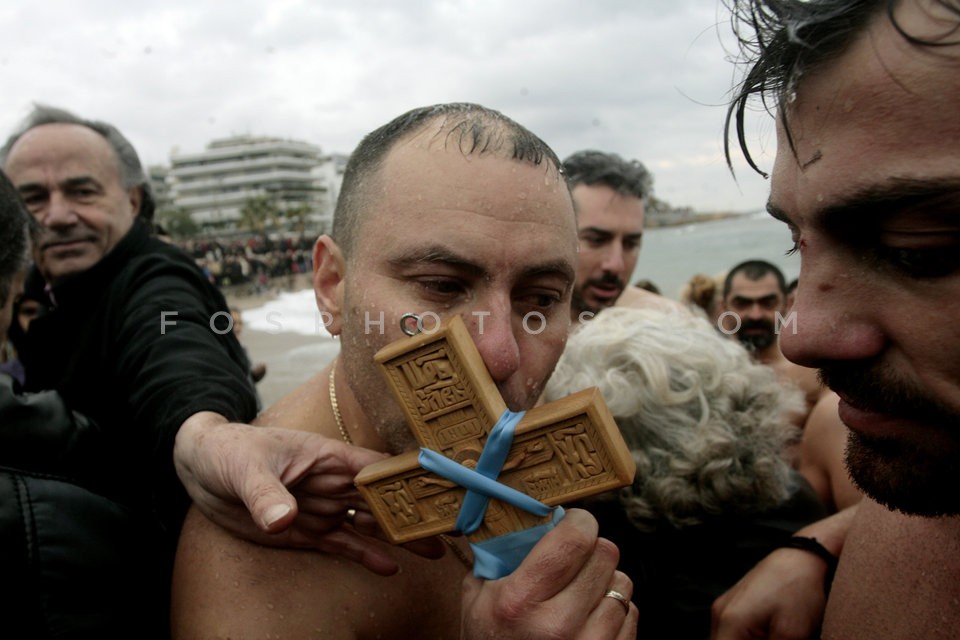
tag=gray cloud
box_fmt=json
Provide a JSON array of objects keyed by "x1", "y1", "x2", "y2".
[{"x1": 0, "y1": 0, "x2": 775, "y2": 212}]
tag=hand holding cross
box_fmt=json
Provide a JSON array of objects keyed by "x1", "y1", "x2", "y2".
[{"x1": 355, "y1": 315, "x2": 635, "y2": 575}]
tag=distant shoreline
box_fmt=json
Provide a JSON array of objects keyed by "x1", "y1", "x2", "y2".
[
  {"x1": 220, "y1": 212, "x2": 754, "y2": 308},
  {"x1": 230, "y1": 209, "x2": 778, "y2": 407},
  {"x1": 645, "y1": 210, "x2": 754, "y2": 229}
]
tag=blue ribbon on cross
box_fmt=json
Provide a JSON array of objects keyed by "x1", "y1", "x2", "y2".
[{"x1": 417, "y1": 409, "x2": 565, "y2": 579}]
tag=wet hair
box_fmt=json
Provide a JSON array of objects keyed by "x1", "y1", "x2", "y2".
[
  {"x1": 0, "y1": 170, "x2": 34, "y2": 307},
  {"x1": 723, "y1": 259, "x2": 786, "y2": 297},
  {"x1": 723, "y1": 0, "x2": 960, "y2": 176},
  {"x1": 0, "y1": 104, "x2": 155, "y2": 221},
  {"x1": 331, "y1": 102, "x2": 562, "y2": 257},
  {"x1": 561, "y1": 150, "x2": 652, "y2": 202},
  {"x1": 544, "y1": 307, "x2": 803, "y2": 530}
]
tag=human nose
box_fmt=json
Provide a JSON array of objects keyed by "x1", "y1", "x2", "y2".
[
  {"x1": 742, "y1": 301, "x2": 766, "y2": 320},
  {"x1": 464, "y1": 301, "x2": 521, "y2": 384},
  {"x1": 42, "y1": 192, "x2": 78, "y2": 228},
  {"x1": 778, "y1": 258, "x2": 885, "y2": 368},
  {"x1": 600, "y1": 243, "x2": 625, "y2": 275}
]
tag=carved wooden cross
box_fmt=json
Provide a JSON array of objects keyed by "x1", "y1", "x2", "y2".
[{"x1": 355, "y1": 315, "x2": 636, "y2": 544}]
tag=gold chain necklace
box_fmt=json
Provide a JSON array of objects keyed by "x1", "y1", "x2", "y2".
[
  {"x1": 328, "y1": 365, "x2": 353, "y2": 445},
  {"x1": 327, "y1": 364, "x2": 472, "y2": 570}
]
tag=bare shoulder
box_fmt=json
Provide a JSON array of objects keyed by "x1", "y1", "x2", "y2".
[
  {"x1": 774, "y1": 358, "x2": 827, "y2": 405},
  {"x1": 255, "y1": 370, "x2": 328, "y2": 431},
  {"x1": 171, "y1": 507, "x2": 361, "y2": 639},
  {"x1": 783, "y1": 360, "x2": 818, "y2": 387},
  {"x1": 824, "y1": 500, "x2": 960, "y2": 639},
  {"x1": 799, "y1": 392, "x2": 860, "y2": 511},
  {"x1": 172, "y1": 507, "x2": 467, "y2": 639},
  {"x1": 615, "y1": 287, "x2": 688, "y2": 313}
]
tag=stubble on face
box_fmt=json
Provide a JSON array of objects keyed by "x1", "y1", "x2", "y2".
[
  {"x1": 846, "y1": 430, "x2": 960, "y2": 516},
  {"x1": 823, "y1": 363, "x2": 960, "y2": 516},
  {"x1": 772, "y1": 6, "x2": 960, "y2": 516},
  {"x1": 337, "y1": 285, "x2": 418, "y2": 455},
  {"x1": 571, "y1": 273, "x2": 625, "y2": 317}
]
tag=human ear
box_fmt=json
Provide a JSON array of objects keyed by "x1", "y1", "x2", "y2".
[
  {"x1": 128, "y1": 186, "x2": 143, "y2": 217},
  {"x1": 313, "y1": 234, "x2": 345, "y2": 336}
]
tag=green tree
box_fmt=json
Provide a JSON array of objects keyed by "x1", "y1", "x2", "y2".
[
  {"x1": 156, "y1": 205, "x2": 199, "y2": 239},
  {"x1": 284, "y1": 204, "x2": 312, "y2": 234},
  {"x1": 239, "y1": 195, "x2": 279, "y2": 234}
]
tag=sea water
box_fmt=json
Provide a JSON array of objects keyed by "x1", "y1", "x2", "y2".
[{"x1": 632, "y1": 210, "x2": 798, "y2": 298}]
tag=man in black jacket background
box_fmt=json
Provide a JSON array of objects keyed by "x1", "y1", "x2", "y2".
[
  {"x1": 0, "y1": 169, "x2": 167, "y2": 637},
  {"x1": 0, "y1": 106, "x2": 408, "y2": 636}
]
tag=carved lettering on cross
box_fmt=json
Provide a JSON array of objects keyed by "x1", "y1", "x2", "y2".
[{"x1": 355, "y1": 315, "x2": 636, "y2": 544}]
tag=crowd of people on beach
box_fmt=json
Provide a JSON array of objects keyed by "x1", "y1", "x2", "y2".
[
  {"x1": 2, "y1": 1, "x2": 959, "y2": 638},
  {"x1": 175, "y1": 234, "x2": 314, "y2": 294}
]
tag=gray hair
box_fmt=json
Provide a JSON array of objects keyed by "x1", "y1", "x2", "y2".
[
  {"x1": 0, "y1": 104, "x2": 155, "y2": 221},
  {"x1": 544, "y1": 307, "x2": 803, "y2": 531},
  {"x1": 561, "y1": 150, "x2": 653, "y2": 203},
  {"x1": 331, "y1": 102, "x2": 562, "y2": 258}
]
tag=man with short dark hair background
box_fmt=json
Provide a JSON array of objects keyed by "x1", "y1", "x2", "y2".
[
  {"x1": 722, "y1": 259, "x2": 826, "y2": 424},
  {"x1": 562, "y1": 150, "x2": 682, "y2": 324}
]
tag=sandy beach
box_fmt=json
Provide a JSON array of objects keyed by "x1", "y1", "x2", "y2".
[{"x1": 227, "y1": 276, "x2": 339, "y2": 408}]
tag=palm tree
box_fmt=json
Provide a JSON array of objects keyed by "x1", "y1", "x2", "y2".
[{"x1": 239, "y1": 195, "x2": 278, "y2": 234}]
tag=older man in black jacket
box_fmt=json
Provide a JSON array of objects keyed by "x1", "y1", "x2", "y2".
[{"x1": 0, "y1": 168, "x2": 168, "y2": 637}]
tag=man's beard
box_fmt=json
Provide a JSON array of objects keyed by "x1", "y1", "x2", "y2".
[
  {"x1": 735, "y1": 318, "x2": 777, "y2": 352},
  {"x1": 572, "y1": 273, "x2": 624, "y2": 315},
  {"x1": 821, "y1": 362, "x2": 960, "y2": 516}
]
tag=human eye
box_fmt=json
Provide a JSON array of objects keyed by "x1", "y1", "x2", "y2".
[
  {"x1": 760, "y1": 295, "x2": 783, "y2": 310},
  {"x1": 579, "y1": 231, "x2": 610, "y2": 249},
  {"x1": 784, "y1": 223, "x2": 802, "y2": 256},
  {"x1": 841, "y1": 190, "x2": 960, "y2": 280},
  {"x1": 767, "y1": 204, "x2": 801, "y2": 256},
  {"x1": 18, "y1": 189, "x2": 46, "y2": 211},
  {"x1": 416, "y1": 277, "x2": 466, "y2": 300},
  {"x1": 875, "y1": 245, "x2": 960, "y2": 279},
  {"x1": 69, "y1": 185, "x2": 99, "y2": 200},
  {"x1": 515, "y1": 288, "x2": 564, "y2": 315}
]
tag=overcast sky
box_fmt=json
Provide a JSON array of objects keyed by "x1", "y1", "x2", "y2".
[{"x1": 1, "y1": 0, "x2": 778, "y2": 213}]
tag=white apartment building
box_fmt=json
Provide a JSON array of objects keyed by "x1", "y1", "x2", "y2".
[{"x1": 168, "y1": 135, "x2": 338, "y2": 232}]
